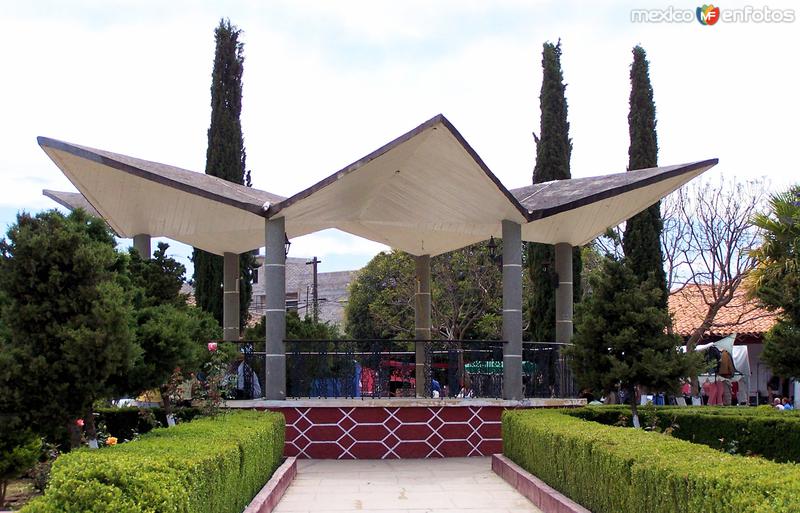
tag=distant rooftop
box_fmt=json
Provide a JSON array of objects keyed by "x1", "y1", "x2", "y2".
[{"x1": 669, "y1": 284, "x2": 779, "y2": 338}]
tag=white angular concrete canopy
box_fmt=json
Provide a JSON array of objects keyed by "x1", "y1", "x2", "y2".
[
  {"x1": 39, "y1": 138, "x2": 285, "y2": 255},
  {"x1": 39, "y1": 114, "x2": 717, "y2": 256}
]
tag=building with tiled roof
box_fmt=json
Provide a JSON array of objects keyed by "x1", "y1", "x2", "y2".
[
  {"x1": 669, "y1": 284, "x2": 779, "y2": 340},
  {"x1": 669, "y1": 283, "x2": 782, "y2": 401}
]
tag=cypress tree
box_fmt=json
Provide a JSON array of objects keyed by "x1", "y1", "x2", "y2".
[
  {"x1": 527, "y1": 40, "x2": 582, "y2": 342},
  {"x1": 192, "y1": 19, "x2": 254, "y2": 329},
  {"x1": 622, "y1": 46, "x2": 668, "y2": 308}
]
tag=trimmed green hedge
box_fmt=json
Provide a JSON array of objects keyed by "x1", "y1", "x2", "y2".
[
  {"x1": 22, "y1": 411, "x2": 285, "y2": 513},
  {"x1": 568, "y1": 405, "x2": 800, "y2": 463},
  {"x1": 503, "y1": 409, "x2": 800, "y2": 513}
]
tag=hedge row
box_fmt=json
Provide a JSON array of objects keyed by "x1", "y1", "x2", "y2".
[
  {"x1": 568, "y1": 405, "x2": 800, "y2": 463},
  {"x1": 503, "y1": 409, "x2": 800, "y2": 513},
  {"x1": 96, "y1": 406, "x2": 203, "y2": 441},
  {"x1": 22, "y1": 411, "x2": 285, "y2": 513}
]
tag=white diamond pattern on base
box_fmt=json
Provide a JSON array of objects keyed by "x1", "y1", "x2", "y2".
[{"x1": 282, "y1": 406, "x2": 502, "y2": 459}]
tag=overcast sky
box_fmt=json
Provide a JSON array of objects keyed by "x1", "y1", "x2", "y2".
[{"x1": 1, "y1": 0, "x2": 797, "y2": 276}]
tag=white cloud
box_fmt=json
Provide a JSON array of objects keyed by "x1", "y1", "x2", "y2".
[
  {"x1": 1, "y1": 0, "x2": 797, "y2": 273},
  {"x1": 287, "y1": 229, "x2": 389, "y2": 260}
]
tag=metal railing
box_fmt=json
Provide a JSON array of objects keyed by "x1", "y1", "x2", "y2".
[
  {"x1": 522, "y1": 342, "x2": 578, "y2": 399},
  {"x1": 284, "y1": 340, "x2": 505, "y2": 399},
  {"x1": 227, "y1": 340, "x2": 577, "y2": 400}
]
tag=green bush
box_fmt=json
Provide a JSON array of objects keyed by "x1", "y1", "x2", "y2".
[
  {"x1": 503, "y1": 409, "x2": 800, "y2": 513},
  {"x1": 22, "y1": 411, "x2": 284, "y2": 513},
  {"x1": 96, "y1": 406, "x2": 202, "y2": 442},
  {"x1": 568, "y1": 405, "x2": 800, "y2": 462}
]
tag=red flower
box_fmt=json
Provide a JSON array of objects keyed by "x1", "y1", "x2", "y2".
[
  {"x1": 207, "y1": 342, "x2": 218, "y2": 352},
  {"x1": 76, "y1": 419, "x2": 84, "y2": 427}
]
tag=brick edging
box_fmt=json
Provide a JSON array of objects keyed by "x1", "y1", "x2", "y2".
[
  {"x1": 492, "y1": 454, "x2": 591, "y2": 513},
  {"x1": 243, "y1": 456, "x2": 298, "y2": 513}
]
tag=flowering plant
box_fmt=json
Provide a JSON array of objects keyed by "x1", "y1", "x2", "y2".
[
  {"x1": 207, "y1": 342, "x2": 218, "y2": 352},
  {"x1": 105, "y1": 437, "x2": 118, "y2": 446},
  {"x1": 193, "y1": 346, "x2": 233, "y2": 417}
]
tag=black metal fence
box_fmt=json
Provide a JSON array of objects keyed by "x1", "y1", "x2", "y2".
[
  {"x1": 522, "y1": 342, "x2": 578, "y2": 399},
  {"x1": 228, "y1": 340, "x2": 576, "y2": 400}
]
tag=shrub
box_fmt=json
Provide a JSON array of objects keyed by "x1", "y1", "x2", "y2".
[
  {"x1": 503, "y1": 409, "x2": 800, "y2": 513},
  {"x1": 567, "y1": 405, "x2": 800, "y2": 462},
  {"x1": 22, "y1": 411, "x2": 284, "y2": 513},
  {"x1": 1, "y1": 431, "x2": 40, "y2": 507}
]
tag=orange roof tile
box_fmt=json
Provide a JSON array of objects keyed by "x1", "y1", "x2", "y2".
[{"x1": 669, "y1": 284, "x2": 779, "y2": 338}]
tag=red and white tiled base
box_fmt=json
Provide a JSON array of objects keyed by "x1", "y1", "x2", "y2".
[
  {"x1": 233, "y1": 398, "x2": 585, "y2": 459},
  {"x1": 274, "y1": 405, "x2": 502, "y2": 459}
]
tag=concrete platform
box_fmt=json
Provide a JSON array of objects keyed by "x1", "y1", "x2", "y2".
[
  {"x1": 273, "y1": 457, "x2": 542, "y2": 513},
  {"x1": 226, "y1": 398, "x2": 585, "y2": 408}
]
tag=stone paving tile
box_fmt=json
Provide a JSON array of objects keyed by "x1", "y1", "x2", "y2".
[{"x1": 273, "y1": 457, "x2": 542, "y2": 513}]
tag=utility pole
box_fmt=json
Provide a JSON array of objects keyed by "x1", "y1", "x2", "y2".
[{"x1": 306, "y1": 256, "x2": 321, "y2": 322}]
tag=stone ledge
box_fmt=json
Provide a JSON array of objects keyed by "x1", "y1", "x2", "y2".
[
  {"x1": 243, "y1": 456, "x2": 297, "y2": 513},
  {"x1": 226, "y1": 397, "x2": 586, "y2": 408},
  {"x1": 492, "y1": 453, "x2": 591, "y2": 513}
]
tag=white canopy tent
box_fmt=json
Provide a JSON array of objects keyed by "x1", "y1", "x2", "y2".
[{"x1": 688, "y1": 335, "x2": 751, "y2": 404}]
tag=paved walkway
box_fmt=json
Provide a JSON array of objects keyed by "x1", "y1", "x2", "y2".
[{"x1": 274, "y1": 457, "x2": 542, "y2": 513}]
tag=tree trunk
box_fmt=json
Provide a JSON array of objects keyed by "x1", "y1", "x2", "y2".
[
  {"x1": 1, "y1": 479, "x2": 7, "y2": 508},
  {"x1": 84, "y1": 412, "x2": 98, "y2": 449},
  {"x1": 630, "y1": 387, "x2": 641, "y2": 428}
]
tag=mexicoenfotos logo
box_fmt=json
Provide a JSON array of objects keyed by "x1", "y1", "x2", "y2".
[
  {"x1": 631, "y1": 5, "x2": 796, "y2": 24},
  {"x1": 696, "y1": 4, "x2": 721, "y2": 25}
]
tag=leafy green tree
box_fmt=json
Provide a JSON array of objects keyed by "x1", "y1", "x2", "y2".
[
  {"x1": 431, "y1": 244, "x2": 502, "y2": 340},
  {"x1": 345, "y1": 244, "x2": 502, "y2": 341},
  {"x1": 192, "y1": 18, "x2": 254, "y2": 330},
  {"x1": 245, "y1": 310, "x2": 342, "y2": 342},
  {"x1": 128, "y1": 242, "x2": 185, "y2": 307},
  {"x1": 622, "y1": 45, "x2": 668, "y2": 308},
  {"x1": 0, "y1": 210, "x2": 136, "y2": 447},
  {"x1": 120, "y1": 243, "x2": 221, "y2": 419},
  {"x1": 346, "y1": 251, "x2": 415, "y2": 340},
  {"x1": 566, "y1": 257, "x2": 700, "y2": 427},
  {"x1": 528, "y1": 40, "x2": 582, "y2": 342},
  {"x1": 750, "y1": 186, "x2": 800, "y2": 378}
]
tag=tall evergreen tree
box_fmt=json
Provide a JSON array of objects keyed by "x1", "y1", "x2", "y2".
[
  {"x1": 565, "y1": 257, "x2": 700, "y2": 427},
  {"x1": 192, "y1": 19, "x2": 254, "y2": 329},
  {"x1": 527, "y1": 40, "x2": 582, "y2": 342},
  {"x1": 622, "y1": 46, "x2": 668, "y2": 308}
]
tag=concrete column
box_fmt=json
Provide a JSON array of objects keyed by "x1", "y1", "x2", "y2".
[
  {"x1": 554, "y1": 243, "x2": 573, "y2": 398},
  {"x1": 264, "y1": 217, "x2": 287, "y2": 400},
  {"x1": 133, "y1": 234, "x2": 151, "y2": 259},
  {"x1": 554, "y1": 243, "x2": 573, "y2": 344},
  {"x1": 502, "y1": 220, "x2": 523, "y2": 400},
  {"x1": 414, "y1": 255, "x2": 431, "y2": 397},
  {"x1": 794, "y1": 381, "x2": 800, "y2": 409},
  {"x1": 222, "y1": 252, "x2": 240, "y2": 342}
]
